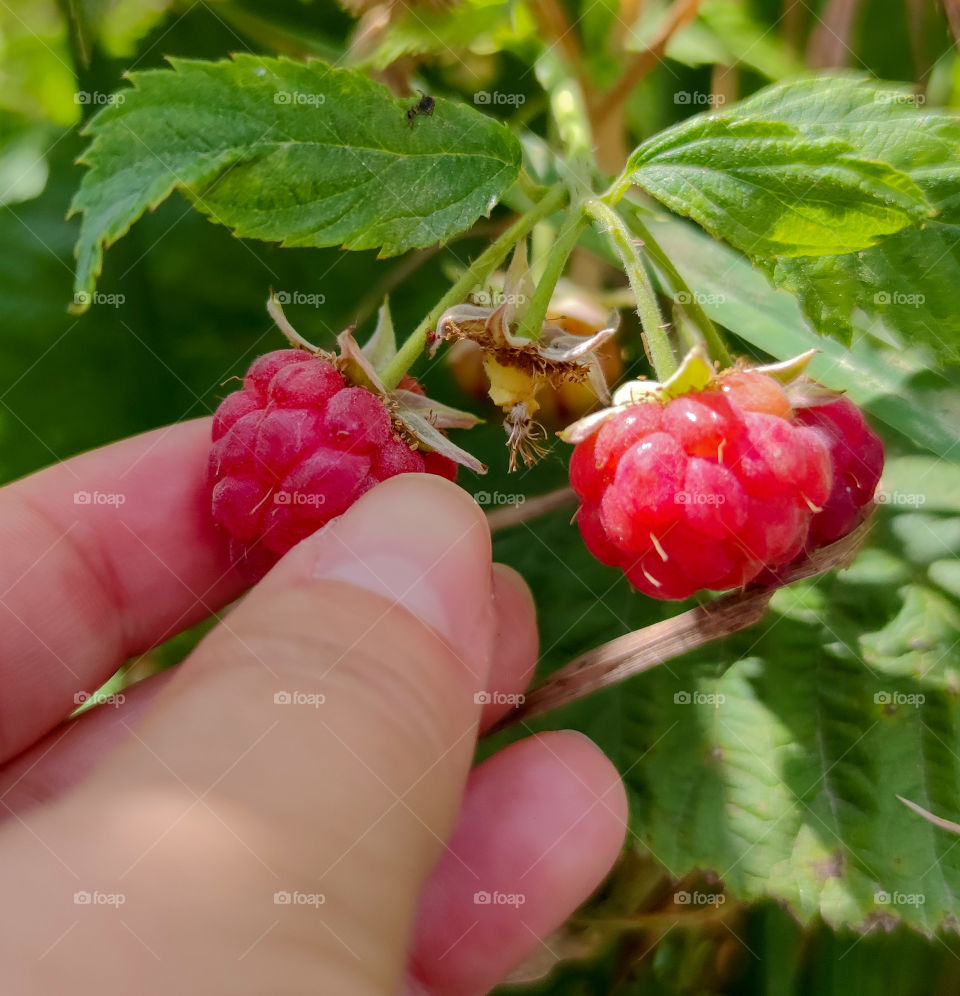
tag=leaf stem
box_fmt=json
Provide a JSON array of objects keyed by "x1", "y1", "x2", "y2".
[
  {"x1": 380, "y1": 184, "x2": 569, "y2": 390},
  {"x1": 618, "y1": 200, "x2": 733, "y2": 369},
  {"x1": 513, "y1": 205, "x2": 590, "y2": 341},
  {"x1": 516, "y1": 166, "x2": 547, "y2": 202},
  {"x1": 585, "y1": 198, "x2": 677, "y2": 380}
]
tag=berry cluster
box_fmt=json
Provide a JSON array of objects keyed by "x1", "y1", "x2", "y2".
[
  {"x1": 570, "y1": 371, "x2": 883, "y2": 600},
  {"x1": 209, "y1": 349, "x2": 455, "y2": 574}
]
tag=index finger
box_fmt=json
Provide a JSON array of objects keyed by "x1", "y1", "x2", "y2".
[{"x1": 0, "y1": 419, "x2": 246, "y2": 763}]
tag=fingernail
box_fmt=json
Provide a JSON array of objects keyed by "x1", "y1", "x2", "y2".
[{"x1": 311, "y1": 475, "x2": 494, "y2": 672}]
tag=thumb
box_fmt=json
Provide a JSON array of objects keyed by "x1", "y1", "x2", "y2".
[{"x1": 1, "y1": 475, "x2": 496, "y2": 995}]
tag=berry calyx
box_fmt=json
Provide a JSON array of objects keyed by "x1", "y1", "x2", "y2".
[{"x1": 210, "y1": 349, "x2": 457, "y2": 578}]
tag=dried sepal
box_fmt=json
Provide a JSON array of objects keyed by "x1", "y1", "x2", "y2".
[
  {"x1": 268, "y1": 293, "x2": 329, "y2": 355},
  {"x1": 433, "y1": 243, "x2": 619, "y2": 470},
  {"x1": 394, "y1": 402, "x2": 487, "y2": 474}
]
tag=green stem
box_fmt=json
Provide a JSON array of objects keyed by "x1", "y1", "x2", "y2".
[
  {"x1": 617, "y1": 200, "x2": 733, "y2": 370},
  {"x1": 513, "y1": 205, "x2": 590, "y2": 341},
  {"x1": 516, "y1": 167, "x2": 546, "y2": 202},
  {"x1": 380, "y1": 184, "x2": 568, "y2": 390},
  {"x1": 530, "y1": 219, "x2": 554, "y2": 284},
  {"x1": 585, "y1": 198, "x2": 677, "y2": 380}
]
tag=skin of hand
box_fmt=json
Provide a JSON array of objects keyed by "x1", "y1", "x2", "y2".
[{"x1": 0, "y1": 419, "x2": 628, "y2": 996}]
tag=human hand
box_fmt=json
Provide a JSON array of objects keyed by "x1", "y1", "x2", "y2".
[{"x1": 0, "y1": 419, "x2": 627, "y2": 995}]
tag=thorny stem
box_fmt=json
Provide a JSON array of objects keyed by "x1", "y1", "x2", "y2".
[
  {"x1": 513, "y1": 205, "x2": 591, "y2": 341},
  {"x1": 485, "y1": 519, "x2": 872, "y2": 735},
  {"x1": 585, "y1": 198, "x2": 677, "y2": 380},
  {"x1": 380, "y1": 184, "x2": 569, "y2": 390},
  {"x1": 618, "y1": 200, "x2": 733, "y2": 370}
]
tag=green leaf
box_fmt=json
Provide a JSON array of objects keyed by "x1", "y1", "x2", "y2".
[
  {"x1": 621, "y1": 574, "x2": 960, "y2": 931},
  {"x1": 70, "y1": 54, "x2": 522, "y2": 309},
  {"x1": 768, "y1": 214, "x2": 960, "y2": 365},
  {"x1": 742, "y1": 76, "x2": 960, "y2": 363},
  {"x1": 622, "y1": 115, "x2": 929, "y2": 258},
  {"x1": 607, "y1": 453, "x2": 960, "y2": 934},
  {"x1": 731, "y1": 77, "x2": 959, "y2": 214},
  {"x1": 638, "y1": 212, "x2": 960, "y2": 462},
  {"x1": 628, "y1": 75, "x2": 960, "y2": 363}
]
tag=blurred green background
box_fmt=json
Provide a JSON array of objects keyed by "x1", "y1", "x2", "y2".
[{"x1": 5, "y1": 0, "x2": 960, "y2": 992}]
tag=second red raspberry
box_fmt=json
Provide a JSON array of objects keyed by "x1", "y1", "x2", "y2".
[{"x1": 570, "y1": 373, "x2": 835, "y2": 600}]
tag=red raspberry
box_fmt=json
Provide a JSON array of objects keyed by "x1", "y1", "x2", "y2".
[
  {"x1": 209, "y1": 350, "x2": 455, "y2": 577},
  {"x1": 795, "y1": 397, "x2": 884, "y2": 548},
  {"x1": 569, "y1": 372, "x2": 834, "y2": 600}
]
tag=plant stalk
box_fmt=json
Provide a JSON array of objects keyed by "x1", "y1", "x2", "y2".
[
  {"x1": 618, "y1": 200, "x2": 733, "y2": 369},
  {"x1": 380, "y1": 184, "x2": 569, "y2": 390},
  {"x1": 513, "y1": 205, "x2": 590, "y2": 341},
  {"x1": 585, "y1": 198, "x2": 677, "y2": 380}
]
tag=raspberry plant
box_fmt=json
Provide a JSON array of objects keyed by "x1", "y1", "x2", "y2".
[{"x1": 5, "y1": 0, "x2": 958, "y2": 990}]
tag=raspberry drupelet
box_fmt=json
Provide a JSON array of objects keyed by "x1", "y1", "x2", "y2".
[
  {"x1": 569, "y1": 370, "x2": 883, "y2": 600},
  {"x1": 209, "y1": 349, "x2": 456, "y2": 577}
]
